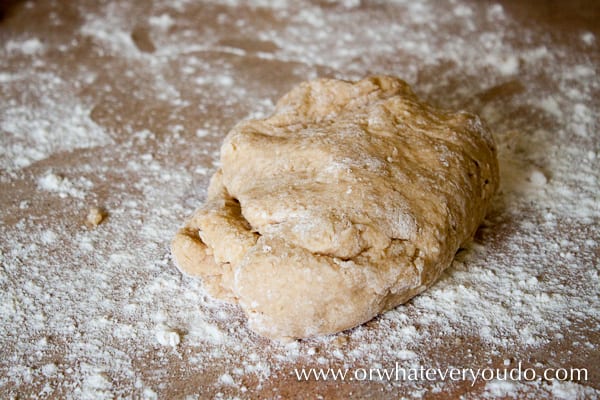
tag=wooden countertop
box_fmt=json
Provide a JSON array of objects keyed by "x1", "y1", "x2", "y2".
[{"x1": 1, "y1": 0, "x2": 598, "y2": 398}]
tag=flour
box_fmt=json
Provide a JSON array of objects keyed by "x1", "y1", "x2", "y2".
[
  {"x1": 0, "y1": 0, "x2": 598, "y2": 398},
  {"x1": 0, "y1": 72, "x2": 111, "y2": 172},
  {"x1": 218, "y1": 373, "x2": 235, "y2": 386},
  {"x1": 148, "y1": 14, "x2": 175, "y2": 31},
  {"x1": 5, "y1": 38, "x2": 45, "y2": 55},
  {"x1": 581, "y1": 32, "x2": 596, "y2": 46},
  {"x1": 37, "y1": 170, "x2": 92, "y2": 199}
]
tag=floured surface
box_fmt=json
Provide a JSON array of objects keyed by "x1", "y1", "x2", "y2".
[{"x1": 0, "y1": 0, "x2": 598, "y2": 398}]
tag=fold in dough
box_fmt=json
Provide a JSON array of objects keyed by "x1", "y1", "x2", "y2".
[{"x1": 171, "y1": 76, "x2": 499, "y2": 340}]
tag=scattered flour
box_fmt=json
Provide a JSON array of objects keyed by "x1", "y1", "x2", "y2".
[
  {"x1": 0, "y1": 73, "x2": 112, "y2": 172},
  {"x1": 37, "y1": 170, "x2": 91, "y2": 199},
  {"x1": 219, "y1": 373, "x2": 235, "y2": 386},
  {"x1": 528, "y1": 169, "x2": 548, "y2": 186},
  {"x1": 5, "y1": 37, "x2": 45, "y2": 55},
  {"x1": 580, "y1": 32, "x2": 596, "y2": 46},
  {"x1": 155, "y1": 324, "x2": 181, "y2": 347},
  {"x1": 0, "y1": 0, "x2": 598, "y2": 399},
  {"x1": 538, "y1": 96, "x2": 563, "y2": 118},
  {"x1": 148, "y1": 14, "x2": 175, "y2": 31}
]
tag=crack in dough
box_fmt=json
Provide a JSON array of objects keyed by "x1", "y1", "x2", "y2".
[{"x1": 171, "y1": 76, "x2": 499, "y2": 340}]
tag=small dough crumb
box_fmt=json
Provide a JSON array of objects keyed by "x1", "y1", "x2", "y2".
[{"x1": 86, "y1": 207, "x2": 105, "y2": 226}]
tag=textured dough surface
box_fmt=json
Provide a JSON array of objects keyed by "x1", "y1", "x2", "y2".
[{"x1": 171, "y1": 76, "x2": 499, "y2": 340}]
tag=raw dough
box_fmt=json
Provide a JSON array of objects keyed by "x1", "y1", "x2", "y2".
[{"x1": 171, "y1": 76, "x2": 499, "y2": 340}]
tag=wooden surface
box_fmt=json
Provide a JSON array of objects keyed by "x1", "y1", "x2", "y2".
[{"x1": 1, "y1": 0, "x2": 598, "y2": 398}]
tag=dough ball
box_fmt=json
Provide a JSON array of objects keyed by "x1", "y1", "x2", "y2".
[{"x1": 171, "y1": 76, "x2": 499, "y2": 340}]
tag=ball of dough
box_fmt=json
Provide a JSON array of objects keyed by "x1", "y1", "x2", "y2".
[{"x1": 171, "y1": 76, "x2": 499, "y2": 340}]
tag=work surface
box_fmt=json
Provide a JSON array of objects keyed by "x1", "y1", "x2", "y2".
[{"x1": 1, "y1": 0, "x2": 599, "y2": 398}]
